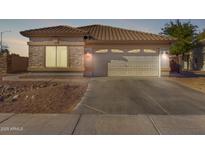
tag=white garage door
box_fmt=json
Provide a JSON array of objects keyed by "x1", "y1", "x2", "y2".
[{"x1": 108, "y1": 56, "x2": 159, "y2": 76}]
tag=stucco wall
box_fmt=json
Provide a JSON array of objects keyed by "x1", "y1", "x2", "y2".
[
  {"x1": 84, "y1": 46, "x2": 170, "y2": 76},
  {"x1": 30, "y1": 37, "x2": 84, "y2": 42}
]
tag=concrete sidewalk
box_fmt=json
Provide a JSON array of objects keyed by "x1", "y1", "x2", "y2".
[{"x1": 1, "y1": 113, "x2": 205, "y2": 135}]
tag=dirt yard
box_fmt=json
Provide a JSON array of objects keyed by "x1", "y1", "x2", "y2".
[
  {"x1": 0, "y1": 79, "x2": 88, "y2": 113},
  {"x1": 0, "y1": 75, "x2": 5, "y2": 81},
  {"x1": 168, "y1": 77, "x2": 205, "y2": 93}
]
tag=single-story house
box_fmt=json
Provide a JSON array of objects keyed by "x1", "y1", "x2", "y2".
[{"x1": 20, "y1": 24, "x2": 176, "y2": 77}]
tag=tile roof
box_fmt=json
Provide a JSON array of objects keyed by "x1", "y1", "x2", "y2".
[
  {"x1": 20, "y1": 25, "x2": 87, "y2": 37},
  {"x1": 20, "y1": 24, "x2": 176, "y2": 42},
  {"x1": 78, "y1": 24, "x2": 175, "y2": 41}
]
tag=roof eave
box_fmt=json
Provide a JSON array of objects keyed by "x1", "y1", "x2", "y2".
[
  {"x1": 84, "y1": 39, "x2": 175, "y2": 45},
  {"x1": 20, "y1": 32, "x2": 86, "y2": 38}
]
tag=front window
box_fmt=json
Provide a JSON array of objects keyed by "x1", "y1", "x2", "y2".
[{"x1": 46, "y1": 46, "x2": 68, "y2": 68}]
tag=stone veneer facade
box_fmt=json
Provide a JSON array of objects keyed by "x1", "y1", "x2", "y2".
[{"x1": 27, "y1": 37, "x2": 85, "y2": 72}]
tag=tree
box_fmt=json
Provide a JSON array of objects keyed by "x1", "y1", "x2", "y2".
[
  {"x1": 0, "y1": 48, "x2": 9, "y2": 55},
  {"x1": 0, "y1": 43, "x2": 10, "y2": 55},
  {"x1": 197, "y1": 29, "x2": 205, "y2": 40},
  {"x1": 161, "y1": 20, "x2": 198, "y2": 55},
  {"x1": 161, "y1": 20, "x2": 199, "y2": 71}
]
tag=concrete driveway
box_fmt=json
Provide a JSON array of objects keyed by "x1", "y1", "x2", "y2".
[{"x1": 74, "y1": 77, "x2": 205, "y2": 115}]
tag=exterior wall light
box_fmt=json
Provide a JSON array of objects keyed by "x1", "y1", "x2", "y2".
[
  {"x1": 84, "y1": 52, "x2": 93, "y2": 76},
  {"x1": 85, "y1": 52, "x2": 92, "y2": 61},
  {"x1": 162, "y1": 51, "x2": 168, "y2": 60}
]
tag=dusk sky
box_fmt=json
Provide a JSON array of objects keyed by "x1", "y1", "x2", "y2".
[{"x1": 0, "y1": 19, "x2": 205, "y2": 57}]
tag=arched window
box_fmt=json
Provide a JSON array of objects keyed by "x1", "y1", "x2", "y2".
[
  {"x1": 127, "y1": 49, "x2": 141, "y2": 53},
  {"x1": 111, "y1": 49, "x2": 124, "y2": 53},
  {"x1": 143, "y1": 49, "x2": 157, "y2": 53},
  {"x1": 95, "y1": 49, "x2": 108, "y2": 53}
]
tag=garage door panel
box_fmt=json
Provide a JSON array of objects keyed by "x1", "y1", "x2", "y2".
[{"x1": 108, "y1": 56, "x2": 159, "y2": 76}]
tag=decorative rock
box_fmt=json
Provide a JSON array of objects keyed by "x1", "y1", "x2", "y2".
[
  {"x1": 7, "y1": 87, "x2": 15, "y2": 91},
  {"x1": 25, "y1": 95, "x2": 29, "y2": 100},
  {"x1": 24, "y1": 95, "x2": 29, "y2": 101},
  {"x1": 39, "y1": 82, "x2": 48, "y2": 88},
  {"x1": 0, "y1": 95, "x2": 4, "y2": 102},
  {"x1": 5, "y1": 93, "x2": 12, "y2": 98},
  {"x1": 4, "y1": 85, "x2": 10, "y2": 90},
  {"x1": 12, "y1": 95, "x2": 19, "y2": 102},
  {"x1": 52, "y1": 83, "x2": 58, "y2": 86},
  {"x1": 31, "y1": 95, "x2": 35, "y2": 99}
]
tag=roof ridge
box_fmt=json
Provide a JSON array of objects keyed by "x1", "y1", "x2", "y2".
[
  {"x1": 21, "y1": 25, "x2": 87, "y2": 33},
  {"x1": 78, "y1": 24, "x2": 173, "y2": 39},
  {"x1": 61, "y1": 25, "x2": 88, "y2": 33}
]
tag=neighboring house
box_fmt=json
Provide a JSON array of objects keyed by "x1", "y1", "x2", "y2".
[
  {"x1": 20, "y1": 24, "x2": 175, "y2": 77},
  {"x1": 192, "y1": 39, "x2": 205, "y2": 71},
  {"x1": 178, "y1": 39, "x2": 205, "y2": 71}
]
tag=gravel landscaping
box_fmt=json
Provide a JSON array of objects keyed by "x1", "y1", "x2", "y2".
[
  {"x1": 168, "y1": 77, "x2": 205, "y2": 93},
  {"x1": 0, "y1": 80, "x2": 88, "y2": 113}
]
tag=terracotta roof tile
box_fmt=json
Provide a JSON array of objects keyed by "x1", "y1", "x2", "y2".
[
  {"x1": 78, "y1": 24, "x2": 175, "y2": 41},
  {"x1": 20, "y1": 24, "x2": 176, "y2": 42},
  {"x1": 20, "y1": 25, "x2": 87, "y2": 37}
]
